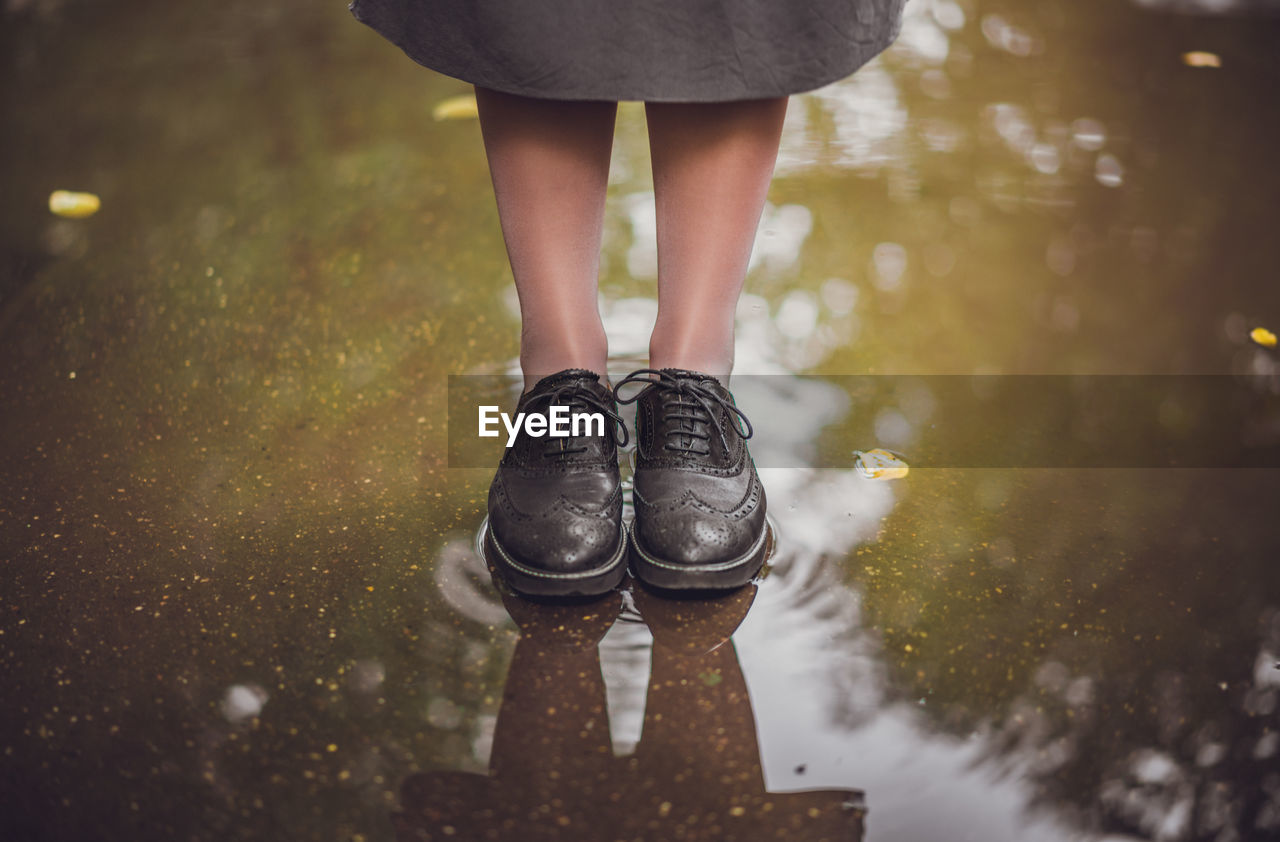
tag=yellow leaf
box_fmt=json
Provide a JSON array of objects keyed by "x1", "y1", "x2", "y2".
[
  {"x1": 49, "y1": 190, "x2": 100, "y2": 218},
  {"x1": 853, "y1": 448, "x2": 910, "y2": 480},
  {"x1": 1182, "y1": 51, "x2": 1221, "y2": 68},
  {"x1": 432, "y1": 94, "x2": 479, "y2": 122},
  {"x1": 1251, "y1": 327, "x2": 1277, "y2": 348}
]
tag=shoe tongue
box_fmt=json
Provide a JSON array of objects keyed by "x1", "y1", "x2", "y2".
[
  {"x1": 659, "y1": 368, "x2": 711, "y2": 381},
  {"x1": 523, "y1": 370, "x2": 609, "y2": 413},
  {"x1": 659, "y1": 368, "x2": 727, "y2": 392},
  {"x1": 532, "y1": 368, "x2": 601, "y2": 392}
]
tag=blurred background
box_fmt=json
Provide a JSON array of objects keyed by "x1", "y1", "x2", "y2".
[{"x1": 3, "y1": 0, "x2": 1280, "y2": 839}]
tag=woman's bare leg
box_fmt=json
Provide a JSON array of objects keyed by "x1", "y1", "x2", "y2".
[
  {"x1": 644, "y1": 98, "x2": 789, "y2": 377},
  {"x1": 475, "y1": 87, "x2": 617, "y2": 390}
]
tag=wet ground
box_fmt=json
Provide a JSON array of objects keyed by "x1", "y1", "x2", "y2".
[{"x1": 4, "y1": 0, "x2": 1280, "y2": 840}]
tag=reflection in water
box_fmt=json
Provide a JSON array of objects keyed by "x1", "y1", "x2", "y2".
[{"x1": 396, "y1": 584, "x2": 865, "y2": 841}]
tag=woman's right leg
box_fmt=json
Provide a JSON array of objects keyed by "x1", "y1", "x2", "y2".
[
  {"x1": 474, "y1": 87, "x2": 617, "y2": 390},
  {"x1": 478, "y1": 89, "x2": 628, "y2": 599},
  {"x1": 644, "y1": 97, "x2": 788, "y2": 378}
]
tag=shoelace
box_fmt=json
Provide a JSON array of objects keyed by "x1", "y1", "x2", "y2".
[
  {"x1": 613, "y1": 369, "x2": 753, "y2": 457},
  {"x1": 531, "y1": 380, "x2": 630, "y2": 459}
]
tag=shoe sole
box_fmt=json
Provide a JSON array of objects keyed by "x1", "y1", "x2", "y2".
[
  {"x1": 482, "y1": 520, "x2": 628, "y2": 597},
  {"x1": 628, "y1": 522, "x2": 771, "y2": 591}
]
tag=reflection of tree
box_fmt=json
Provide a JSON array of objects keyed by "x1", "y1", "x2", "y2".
[
  {"x1": 851, "y1": 468, "x2": 1280, "y2": 840},
  {"x1": 396, "y1": 586, "x2": 866, "y2": 841}
]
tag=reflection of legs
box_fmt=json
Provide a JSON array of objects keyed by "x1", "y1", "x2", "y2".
[
  {"x1": 634, "y1": 640, "x2": 765, "y2": 800},
  {"x1": 395, "y1": 772, "x2": 492, "y2": 841},
  {"x1": 487, "y1": 618, "x2": 619, "y2": 840},
  {"x1": 396, "y1": 593, "x2": 622, "y2": 834},
  {"x1": 630, "y1": 641, "x2": 866, "y2": 841},
  {"x1": 627, "y1": 584, "x2": 866, "y2": 841},
  {"x1": 489, "y1": 638, "x2": 614, "y2": 785},
  {"x1": 645, "y1": 98, "x2": 788, "y2": 376},
  {"x1": 476, "y1": 88, "x2": 617, "y2": 389},
  {"x1": 397, "y1": 629, "x2": 618, "y2": 842}
]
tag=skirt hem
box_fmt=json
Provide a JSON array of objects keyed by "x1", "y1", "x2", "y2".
[{"x1": 349, "y1": 0, "x2": 904, "y2": 104}]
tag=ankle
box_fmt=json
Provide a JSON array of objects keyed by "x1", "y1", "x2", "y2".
[
  {"x1": 520, "y1": 362, "x2": 610, "y2": 392},
  {"x1": 647, "y1": 318, "x2": 734, "y2": 380},
  {"x1": 646, "y1": 346, "x2": 733, "y2": 383},
  {"x1": 520, "y1": 361, "x2": 608, "y2": 393},
  {"x1": 520, "y1": 328, "x2": 609, "y2": 391}
]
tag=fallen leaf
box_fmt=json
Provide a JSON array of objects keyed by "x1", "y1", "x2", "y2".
[
  {"x1": 1251, "y1": 327, "x2": 1277, "y2": 348},
  {"x1": 1182, "y1": 51, "x2": 1221, "y2": 68},
  {"x1": 49, "y1": 190, "x2": 100, "y2": 218},
  {"x1": 852, "y1": 448, "x2": 910, "y2": 480},
  {"x1": 432, "y1": 94, "x2": 479, "y2": 122}
]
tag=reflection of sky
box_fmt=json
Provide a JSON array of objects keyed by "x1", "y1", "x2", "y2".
[
  {"x1": 731, "y1": 468, "x2": 1088, "y2": 842},
  {"x1": 592, "y1": 458, "x2": 1099, "y2": 842}
]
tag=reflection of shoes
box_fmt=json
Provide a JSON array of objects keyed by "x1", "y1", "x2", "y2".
[
  {"x1": 485, "y1": 369, "x2": 629, "y2": 597},
  {"x1": 496, "y1": 588, "x2": 623, "y2": 650},
  {"x1": 633, "y1": 582, "x2": 757, "y2": 655},
  {"x1": 615, "y1": 368, "x2": 769, "y2": 590}
]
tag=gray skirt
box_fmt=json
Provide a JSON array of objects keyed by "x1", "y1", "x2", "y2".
[{"x1": 348, "y1": 0, "x2": 908, "y2": 102}]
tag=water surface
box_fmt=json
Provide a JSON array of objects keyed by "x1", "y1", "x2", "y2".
[{"x1": 3, "y1": 0, "x2": 1280, "y2": 840}]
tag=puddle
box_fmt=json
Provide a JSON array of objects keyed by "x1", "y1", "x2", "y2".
[{"x1": 3, "y1": 0, "x2": 1280, "y2": 840}]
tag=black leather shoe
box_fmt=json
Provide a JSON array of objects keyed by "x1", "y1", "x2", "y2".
[
  {"x1": 614, "y1": 368, "x2": 769, "y2": 590},
  {"x1": 485, "y1": 369, "x2": 629, "y2": 597}
]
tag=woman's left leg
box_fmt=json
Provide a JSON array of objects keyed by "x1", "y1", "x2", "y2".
[
  {"x1": 644, "y1": 97, "x2": 789, "y2": 377},
  {"x1": 614, "y1": 97, "x2": 786, "y2": 590}
]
